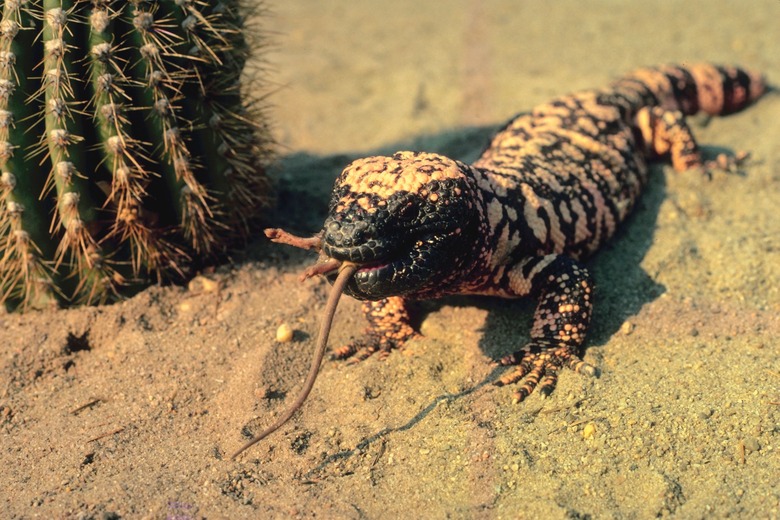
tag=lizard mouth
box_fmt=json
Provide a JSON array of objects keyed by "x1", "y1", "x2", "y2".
[
  {"x1": 353, "y1": 256, "x2": 402, "y2": 283},
  {"x1": 325, "y1": 255, "x2": 410, "y2": 299},
  {"x1": 354, "y1": 260, "x2": 391, "y2": 274},
  {"x1": 322, "y1": 228, "x2": 458, "y2": 299},
  {"x1": 323, "y1": 240, "x2": 413, "y2": 286}
]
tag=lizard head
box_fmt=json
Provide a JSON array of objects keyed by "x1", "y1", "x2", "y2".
[{"x1": 322, "y1": 151, "x2": 483, "y2": 300}]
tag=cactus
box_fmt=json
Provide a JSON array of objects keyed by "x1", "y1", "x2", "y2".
[{"x1": 0, "y1": 0, "x2": 272, "y2": 310}]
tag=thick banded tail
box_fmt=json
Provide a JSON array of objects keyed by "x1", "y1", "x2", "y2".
[{"x1": 613, "y1": 63, "x2": 766, "y2": 117}]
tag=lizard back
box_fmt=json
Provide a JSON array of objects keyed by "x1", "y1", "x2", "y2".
[{"x1": 471, "y1": 64, "x2": 765, "y2": 264}]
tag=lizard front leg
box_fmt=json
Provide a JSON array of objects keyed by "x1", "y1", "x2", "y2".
[
  {"x1": 496, "y1": 254, "x2": 598, "y2": 403},
  {"x1": 332, "y1": 296, "x2": 418, "y2": 362}
]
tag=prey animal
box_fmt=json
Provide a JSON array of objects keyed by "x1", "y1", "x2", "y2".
[{"x1": 233, "y1": 64, "x2": 765, "y2": 458}]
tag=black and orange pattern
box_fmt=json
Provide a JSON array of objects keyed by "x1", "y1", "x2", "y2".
[{"x1": 320, "y1": 64, "x2": 765, "y2": 402}]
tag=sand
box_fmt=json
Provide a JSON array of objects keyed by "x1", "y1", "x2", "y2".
[{"x1": 2, "y1": 0, "x2": 779, "y2": 518}]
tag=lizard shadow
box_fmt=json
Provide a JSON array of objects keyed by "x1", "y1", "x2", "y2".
[{"x1": 299, "y1": 364, "x2": 506, "y2": 481}]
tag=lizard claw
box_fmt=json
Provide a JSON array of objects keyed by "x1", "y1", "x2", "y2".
[
  {"x1": 495, "y1": 344, "x2": 597, "y2": 403},
  {"x1": 331, "y1": 341, "x2": 378, "y2": 363},
  {"x1": 701, "y1": 150, "x2": 750, "y2": 176},
  {"x1": 331, "y1": 332, "x2": 420, "y2": 363}
]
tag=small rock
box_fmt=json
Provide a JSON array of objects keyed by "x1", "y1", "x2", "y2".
[
  {"x1": 621, "y1": 321, "x2": 634, "y2": 335},
  {"x1": 276, "y1": 323, "x2": 294, "y2": 343},
  {"x1": 743, "y1": 437, "x2": 761, "y2": 452},
  {"x1": 582, "y1": 423, "x2": 596, "y2": 439},
  {"x1": 189, "y1": 275, "x2": 220, "y2": 293}
]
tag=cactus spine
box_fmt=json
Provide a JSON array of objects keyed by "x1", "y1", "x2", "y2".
[{"x1": 0, "y1": 0, "x2": 271, "y2": 310}]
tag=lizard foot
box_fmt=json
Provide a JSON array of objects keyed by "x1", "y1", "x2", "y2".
[
  {"x1": 331, "y1": 332, "x2": 420, "y2": 364},
  {"x1": 332, "y1": 297, "x2": 418, "y2": 363},
  {"x1": 495, "y1": 344, "x2": 598, "y2": 403},
  {"x1": 702, "y1": 150, "x2": 750, "y2": 176}
]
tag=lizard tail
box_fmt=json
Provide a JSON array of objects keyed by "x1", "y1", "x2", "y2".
[{"x1": 612, "y1": 63, "x2": 766, "y2": 117}]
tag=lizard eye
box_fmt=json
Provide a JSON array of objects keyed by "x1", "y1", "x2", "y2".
[{"x1": 397, "y1": 201, "x2": 419, "y2": 222}]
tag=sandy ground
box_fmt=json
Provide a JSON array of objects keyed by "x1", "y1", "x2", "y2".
[{"x1": 3, "y1": 0, "x2": 780, "y2": 518}]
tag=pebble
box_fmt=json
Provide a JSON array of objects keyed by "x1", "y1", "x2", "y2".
[
  {"x1": 188, "y1": 275, "x2": 219, "y2": 293},
  {"x1": 743, "y1": 437, "x2": 761, "y2": 452},
  {"x1": 276, "y1": 323, "x2": 294, "y2": 343},
  {"x1": 583, "y1": 423, "x2": 596, "y2": 439},
  {"x1": 620, "y1": 321, "x2": 634, "y2": 335}
]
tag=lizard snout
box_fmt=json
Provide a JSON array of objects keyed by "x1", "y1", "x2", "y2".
[{"x1": 322, "y1": 218, "x2": 388, "y2": 263}]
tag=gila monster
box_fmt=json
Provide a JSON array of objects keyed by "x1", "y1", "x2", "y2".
[{"x1": 314, "y1": 63, "x2": 765, "y2": 403}]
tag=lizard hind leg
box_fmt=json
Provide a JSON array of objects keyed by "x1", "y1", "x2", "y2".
[
  {"x1": 635, "y1": 106, "x2": 750, "y2": 174},
  {"x1": 635, "y1": 106, "x2": 703, "y2": 172}
]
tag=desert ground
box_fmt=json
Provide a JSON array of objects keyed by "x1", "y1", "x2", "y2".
[{"x1": 2, "y1": 0, "x2": 779, "y2": 518}]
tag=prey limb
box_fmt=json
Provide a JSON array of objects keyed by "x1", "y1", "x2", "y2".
[
  {"x1": 264, "y1": 228, "x2": 323, "y2": 251},
  {"x1": 263, "y1": 227, "x2": 339, "y2": 281},
  {"x1": 299, "y1": 258, "x2": 341, "y2": 282}
]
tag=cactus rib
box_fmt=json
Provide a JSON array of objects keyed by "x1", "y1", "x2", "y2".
[
  {"x1": 87, "y1": 1, "x2": 176, "y2": 277},
  {"x1": 37, "y1": 0, "x2": 119, "y2": 304},
  {"x1": 128, "y1": 0, "x2": 219, "y2": 255},
  {"x1": 0, "y1": 0, "x2": 58, "y2": 308}
]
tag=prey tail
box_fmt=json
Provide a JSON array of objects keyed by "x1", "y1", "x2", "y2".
[{"x1": 612, "y1": 63, "x2": 766, "y2": 117}]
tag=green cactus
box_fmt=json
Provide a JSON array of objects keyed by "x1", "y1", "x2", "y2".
[{"x1": 0, "y1": 0, "x2": 272, "y2": 310}]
